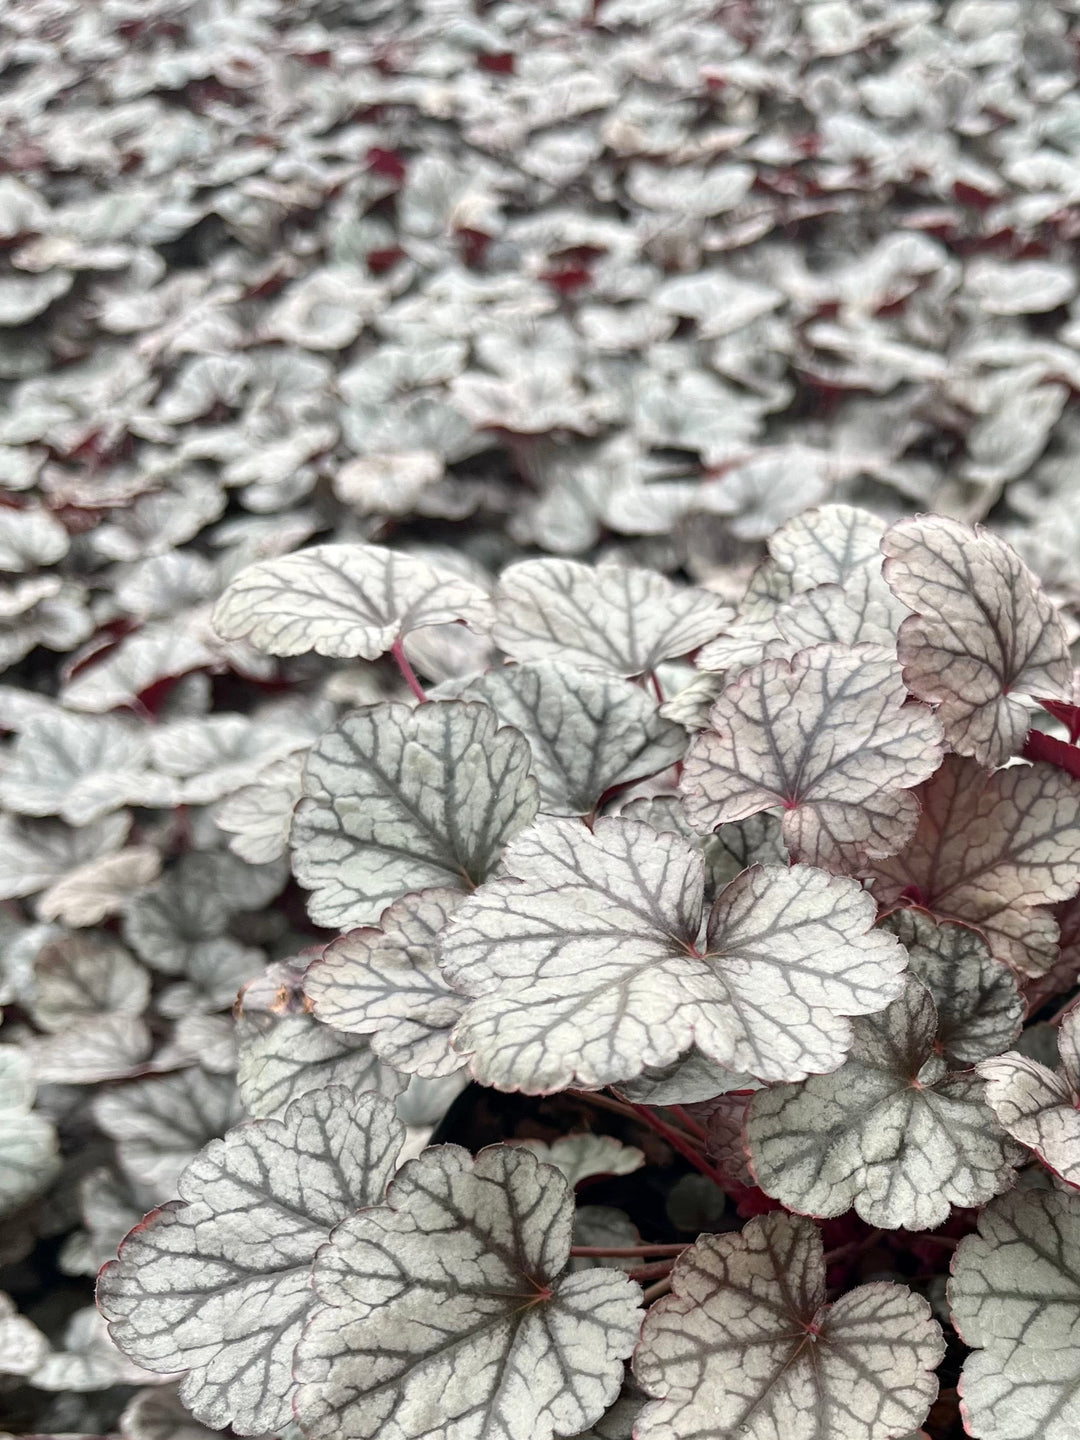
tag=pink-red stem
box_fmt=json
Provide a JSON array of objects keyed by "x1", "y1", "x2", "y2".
[{"x1": 391, "y1": 638, "x2": 427, "y2": 702}]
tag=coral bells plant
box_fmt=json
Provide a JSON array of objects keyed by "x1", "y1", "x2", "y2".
[{"x1": 88, "y1": 508, "x2": 1080, "y2": 1440}]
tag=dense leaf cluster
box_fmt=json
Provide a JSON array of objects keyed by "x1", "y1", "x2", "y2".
[{"x1": 4, "y1": 4, "x2": 1080, "y2": 1440}]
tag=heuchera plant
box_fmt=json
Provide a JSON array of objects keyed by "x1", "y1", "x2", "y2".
[{"x1": 81, "y1": 510, "x2": 1080, "y2": 1440}]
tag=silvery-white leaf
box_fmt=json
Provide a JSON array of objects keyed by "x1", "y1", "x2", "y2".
[
  {"x1": 881, "y1": 909, "x2": 1023, "y2": 1065},
  {"x1": 38, "y1": 845, "x2": 162, "y2": 927},
  {"x1": 964, "y1": 258, "x2": 1076, "y2": 315},
  {"x1": 234, "y1": 961, "x2": 406, "y2": 1119},
  {"x1": 60, "y1": 619, "x2": 224, "y2": 714},
  {"x1": 494, "y1": 559, "x2": 732, "y2": 676},
  {"x1": 27, "y1": 1014, "x2": 154, "y2": 1084},
  {"x1": 213, "y1": 543, "x2": 493, "y2": 659},
  {"x1": 215, "y1": 753, "x2": 305, "y2": 864},
  {"x1": 569, "y1": 1207, "x2": 642, "y2": 1272},
  {"x1": 163, "y1": 1013, "x2": 238, "y2": 1076},
  {"x1": 0, "y1": 507, "x2": 69, "y2": 573},
  {"x1": 93, "y1": 1067, "x2": 244, "y2": 1200},
  {"x1": 0, "y1": 1055, "x2": 59, "y2": 1218},
  {"x1": 0, "y1": 712, "x2": 178, "y2": 825},
  {"x1": 293, "y1": 1144, "x2": 642, "y2": 1440},
  {"x1": 883, "y1": 516, "x2": 1072, "y2": 766},
  {"x1": 0, "y1": 270, "x2": 73, "y2": 325},
  {"x1": 681, "y1": 645, "x2": 943, "y2": 872},
  {"x1": 747, "y1": 976, "x2": 1021, "y2": 1229},
  {"x1": 266, "y1": 266, "x2": 386, "y2": 350},
  {"x1": 305, "y1": 888, "x2": 467, "y2": 1079},
  {"x1": 949, "y1": 1189, "x2": 1080, "y2": 1440},
  {"x1": 978, "y1": 1009, "x2": 1080, "y2": 1187},
  {"x1": 443, "y1": 816, "x2": 906, "y2": 1092},
  {"x1": 155, "y1": 355, "x2": 252, "y2": 426},
  {"x1": 634, "y1": 1213, "x2": 943, "y2": 1440},
  {"x1": 868, "y1": 757, "x2": 1080, "y2": 978},
  {"x1": 292, "y1": 700, "x2": 539, "y2": 928},
  {"x1": 653, "y1": 272, "x2": 781, "y2": 337},
  {"x1": 26, "y1": 933, "x2": 149, "y2": 1032},
  {"x1": 99, "y1": 1089, "x2": 403, "y2": 1434},
  {"x1": 616, "y1": 1048, "x2": 757, "y2": 1105},
  {"x1": 627, "y1": 162, "x2": 753, "y2": 215},
  {"x1": 333, "y1": 451, "x2": 443, "y2": 515},
  {"x1": 156, "y1": 936, "x2": 263, "y2": 1018},
  {"x1": 151, "y1": 714, "x2": 308, "y2": 805},
  {"x1": 30, "y1": 1307, "x2": 158, "y2": 1391},
  {"x1": 0, "y1": 1291, "x2": 49, "y2": 1377},
  {"x1": 512, "y1": 1135, "x2": 645, "y2": 1187},
  {"x1": 0, "y1": 812, "x2": 130, "y2": 901},
  {"x1": 461, "y1": 661, "x2": 685, "y2": 815},
  {"x1": 113, "y1": 551, "x2": 216, "y2": 621}
]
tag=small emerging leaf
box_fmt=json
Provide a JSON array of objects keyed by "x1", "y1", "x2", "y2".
[{"x1": 979, "y1": 1009, "x2": 1080, "y2": 1187}]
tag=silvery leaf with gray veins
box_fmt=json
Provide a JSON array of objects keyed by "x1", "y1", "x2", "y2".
[
  {"x1": 304, "y1": 888, "x2": 468, "y2": 1079},
  {"x1": 93, "y1": 1067, "x2": 245, "y2": 1200},
  {"x1": 234, "y1": 959, "x2": 406, "y2": 1119},
  {"x1": 882, "y1": 516, "x2": 1072, "y2": 766},
  {"x1": 461, "y1": 660, "x2": 685, "y2": 815},
  {"x1": 493, "y1": 558, "x2": 732, "y2": 676},
  {"x1": 881, "y1": 908, "x2": 1023, "y2": 1065},
  {"x1": 978, "y1": 1008, "x2": 1080, "y2": 1187},
  {"x1": 680, "y1": 644, "x2": 943, "y2": 873},
  {"x1": 949, "y1": 1189, "x2": 1080, "y2": 1440},
  {"x1": 98, "y1": 1089, "x2": 402, "y2": 1434},
  {"x1": 746, "y1": 976, "x2": 1022, "y2": 1229},
  {"x1": 291, "y1": 700, "x2": 539, "y2": 928},
  {"x1": 442, "y1": 815, "x2": 906, "y2": 1092},
  {"x1": 293, "y1": 1144, "x2": 642, "y2": 1440},
  {"x1": 634, "y1": 1212, "x2": 943, "y2": 1440},
  {"x1": 212, "y1": 542, "x2": 492, "y2": 659}
]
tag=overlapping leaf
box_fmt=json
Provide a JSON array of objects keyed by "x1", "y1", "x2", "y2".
[
  {"x1": 293, "y1": 1144, "x2": 642, "y2": 1440},
  {"x1": 881, "y1": 909, "x2": 1023, "y2": 1065},
  {"x1": 99, "y1": 1088, "x2": 403, "y2": 1435},
  {"x1": 746, "y1": 977, "x2": 1021, "y2": 1229},
  {"x1": 461, "y1": 661, "x2": 686, "y2": 815},
  {"x1": 304, "y1": 888, "x2": 467, "y2": 1079},
  {"x1": 882, "y1": 516, "x2": 1071, "y2": 765},
  {"x1": 681, "y1": 644, "x2": 943, "y2": 871},
  {"x1": 978, "y1": 1009, "x2": 1080, "y2": 1187},
  {"x1": 493, "y1": 559, "x2": 731, "y2": 676},
  {"x1": 235, "y1": 960, "x2": 406, "y2": 1118},
  {"x1": 212, "y1": 543, "x2": 492, "y2": 659},
  {"x1": 634, "y1": 1212, "x2": 943, "y2": 1440},
  {"x1": 291, "y1": 700, "x2": 539, "y2": 928},
  {"x1": 949, "y1": 1190, "x2": 1080, "y2": 1440},
  {"x1": 867, "y1": 757, "x2": 1080, "y2": 976},
  {"x1": 442, "y1": 815, "x2": 906, "y2": 1092}
]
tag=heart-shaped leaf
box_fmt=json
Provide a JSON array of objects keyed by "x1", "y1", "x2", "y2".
[
  {"x1": 493, "y1": 559, "x2": 731, "y2": 676},
  {"x1": 26, "y1": 933, "x2": 149, "y2": 1032},
  {"x1": 98, "y1": 1088, "x2": 402, "y2": 1435},
  {"x1": 633, "y1": 1212, "x2": 943, "y2": 1440},
  {"x1": 461, "y1": 660, "x2": 686, "y2": 815},
  {"x1": 746, "y1": 976, "x2": 1021, "y2": 1229},
  {"x1": 680, "y1": 644, "x2": 943, "y2": 872},
  {"x1": 442, "y1": 816, "x2": 906, "y2": 1092},
  {"x1": 291, "y1": 700, "x2": 539, "y2": 928},
  {"x1": 212, "y1": 543, "x2": 493, "y2": 659},
  {"x1": 978, "y1": 1009, "x2": 1080, "y2": 1187},
  {"x1": 293, "y1": 1144, "x2": 641, "y2": 1440},
  {"x1": 949, "y1": 1189, "x2": 1080, "y2": 1440},
  {"x1": 882, "y1": 516, "x2": 1071, "y2": 765},
  {"x1": 304, "y1": 888, "x2": 468, "y2": 1079},
  {"x1": 867, "y1": 757, "x2": 1080, "y2": 976}
]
